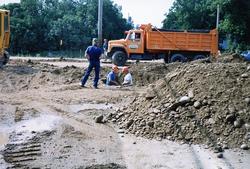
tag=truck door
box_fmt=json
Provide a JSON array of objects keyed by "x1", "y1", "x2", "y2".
[{"x1": 127, "y1": 31, "x2": 144, "y2": 54}]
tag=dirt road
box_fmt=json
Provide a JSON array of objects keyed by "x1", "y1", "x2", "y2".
[{"x1": 0, "y1": 58, "x2": 249, "y2": 169}]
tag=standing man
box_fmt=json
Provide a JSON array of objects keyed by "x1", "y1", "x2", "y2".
[
  {"x1": 81, "y1": 38, "x2": 102, "y2": 89},
  {"x1": 103, "y1": 39, "x2": 108, "y2": 53},
  {"x1": 102, "y1": 39, "x2": 108, "y2": 61}
]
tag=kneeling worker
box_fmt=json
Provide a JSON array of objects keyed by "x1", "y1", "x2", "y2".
[
  {"x1": 106, "y1": 65, "x2": 120, "y2": 86},
  {"x1": 122, "y1": 66, "x2": 133, "y2": 86}
]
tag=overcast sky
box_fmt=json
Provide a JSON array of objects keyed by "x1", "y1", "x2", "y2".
[
  {"x1": 0, "y1": 0, "x2": 174, "y2": 27},
  {"x1": 113, "y1": 0, "x2": 174, "y2": 27}
]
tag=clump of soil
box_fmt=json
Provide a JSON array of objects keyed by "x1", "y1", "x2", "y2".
[{"x1": 110, "y1": 62, "x2": 250, "y2": 148}]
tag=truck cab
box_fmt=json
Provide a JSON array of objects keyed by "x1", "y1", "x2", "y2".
[
  {"x1": 0, "y1": 9, "x2": 10, "y2": 67},
  {"x1": 108, "y1": 28, "x2": 145, "y2": 66}
]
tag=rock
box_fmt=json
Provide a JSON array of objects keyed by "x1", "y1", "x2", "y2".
[
  {"x1": 217, "y1": 153, "x2": 223, "y2": 158},
  {"x1": 164, "y1": 103, "x2": 171, "y2": 108},
  {"x1": 126, "y1": 120, "x2": 134, "y2": 129},
  {"x1": 117, "y1": 129, "x2": 125, "y2": 134},
  {"x1": 245, "y1": 98, "x2": 250, "y2": 104},
  {"x1": 240, "y1": 144, "x2": 249, "y2": 150},
  {"x1": 145, "y1": 92, "x2": 156, "y2": 100},
  {"x1": 188, "y1": 89, "x2": 194, "y2": 98},
  {"x1": 245, "y1": 124, "x2": 250, "y2": 131},
  {"x1": 226, "y1": 114, "x2": 236, "y2": 123},
  {"x1": 241, "y1": 73, "x2": 248, "y2": 78},
  {"x1": 247, "y1": 65, "x2": 250, "y2": 71},
  {"x1": 156, "y1": 137, "x2": 162, "y2": 141},
  {"x1": 153, "y1": 108, "x2": 161, "y2": 114},
  {"x1": 147, "y1": 121, "x2": 154, "y2": 128},
  {"x1": 222, "y1": 144, "x2": 229, "y2": 149},
  {"x1": 208, "y1": 118, "x2": 215, "y2": 125},
  {"x1": 167, "y1": 136, "x2": 172, "y2": 140},
  {"x1": 185, "y1": 112, "x2": 195, "y2": 118},
  {"x1": 244, "y1": 132, "x2": 250, "y2": 140},
  {"x1": 234, "y1": 119, "x2": 243, "y2": 128},
  {"x1": 214, "y1": 146, "x2": 223, "y2": 153},
  {"x1": 193, "y1": 101, "x2": 201, "y2": 109},
  {"x1": 179, "y1": 96, "x2": 190, "y2": 103},
  {"x1": 95, "y1": 115, "x2": 104, "y2": 123}
]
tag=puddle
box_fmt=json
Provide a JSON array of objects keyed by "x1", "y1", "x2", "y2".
[
  {"x1": 11, "y1": 114, "x2": 61, "y2": 144},
  {"x1": 121, "y1": 135, "x2": 250, "y2": 169},
  {"x1": 0, "y1": 131, "x2": 9, "y2": 147},
  {"x1": 69, "y1": 103, "x2": 113, "y2": 113}
]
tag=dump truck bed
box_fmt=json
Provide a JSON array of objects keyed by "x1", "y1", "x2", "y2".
[{"x1": 146, "y1": 29, "x2": 218, "y2": 55}]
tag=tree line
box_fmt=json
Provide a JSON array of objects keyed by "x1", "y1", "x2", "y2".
[
  {"x1": 162, "y1": 0, "x2": 250, "y2": 51},
  {"x1": 1, "y1": 0, "x2": 133, "y2": 55},
  {"x1": 1, "y1": 0, "x2": 249, "y2": 55}
]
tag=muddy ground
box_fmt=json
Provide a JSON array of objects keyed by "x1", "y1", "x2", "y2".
[{"x1": 0, "y1": 57, "x2": 250, "y2": 169}]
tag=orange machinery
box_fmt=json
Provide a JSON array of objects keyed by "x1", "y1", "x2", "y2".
[{"x1": 107, "y1": 24, "x2": 218, "y2": 66}]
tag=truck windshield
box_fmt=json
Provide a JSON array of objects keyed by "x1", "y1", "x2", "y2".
[
  {"x1": 4, "y1": 15, "x2": 9, "y2": 32},
  {"x1": 128, "y1": 32, "x2": 141, "y2": 41}
]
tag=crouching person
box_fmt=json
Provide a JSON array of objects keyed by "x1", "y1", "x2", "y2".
[
  {"x1": 122, "y1": 66, "x2": 133, "y2": 86},
  {"x1": 106, "y1": 65, "x2": 120, "y2": 86}
]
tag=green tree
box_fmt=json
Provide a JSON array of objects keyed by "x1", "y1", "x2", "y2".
[
  {"x1": 162, "y1": 0, "x2": 250, "y2": 50},
  {"x1": 1, "y1": 0, "x2": 133, "y2": 55}
]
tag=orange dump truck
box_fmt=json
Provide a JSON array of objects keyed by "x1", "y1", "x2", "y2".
[{"x1": 107, "y1": 24, "x2": 218, "y2": 66}]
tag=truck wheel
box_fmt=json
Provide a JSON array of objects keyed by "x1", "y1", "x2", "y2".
[
  {"x1": 170, "y1": 54, "x2": 187, "y2": 63},
  {"x1": 193, "y1": 54, "x2": 206, "y2": 60},
  {"x1": 112, "y1": 51, "x2": 127, "y2": 66},
  {"x1": 3, "y1": 51, "x2": 9, "y2": 65}
]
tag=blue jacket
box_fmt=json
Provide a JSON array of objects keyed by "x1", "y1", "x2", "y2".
[
  {"x1": 85, "y1": 45, "x2": 102, "y2": 62},
  {"x1": 106, "y1": 71, "x2": 116, "y2": 85}
]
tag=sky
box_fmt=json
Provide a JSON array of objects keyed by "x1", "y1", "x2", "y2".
[
  {"x1": 113, "y1": 0, "x2": 174, "y2": 27},
  {"x1": 0, "y1": 0, "x2": 175, "y2": 27}
]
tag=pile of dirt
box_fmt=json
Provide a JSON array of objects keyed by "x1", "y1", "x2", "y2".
[
  {"x1": 0, "y1": 60, "x2": 109, "y2": 93},
  {"x1": 129, "y1": 62, "x2": 180, "y2": 86},
  {"x1": 109, "y1": 62, "x2": 250, "y2": 148},
  {"x1": 216, "y1": 53, "x2": 246, "y2": 63}
]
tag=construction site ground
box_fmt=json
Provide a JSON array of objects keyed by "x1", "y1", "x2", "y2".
[{"x1": 0, "y1": 57, "x2": 250, "y2": 169}]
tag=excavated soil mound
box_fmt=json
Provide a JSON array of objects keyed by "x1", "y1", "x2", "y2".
[
  {"x1": 129, "y1": 62, "x2": 180, "y2": 86},
  {"x1": 110, "y1": 62, "x2": 250, "y2": 148},
  {"x1": 216, "y1": 53, "x2": 246, "y2": 63},
  {"x1": 0, "y1": 60, "x2": 109, "y2": 93}
]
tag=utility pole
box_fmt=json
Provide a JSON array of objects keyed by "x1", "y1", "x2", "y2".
[
  {"x1": 98, "y1": 0, "x2": 103, "y2": 47},
  {"x1": 216, "y1": 5, "x2": 220, "y2": 29}
]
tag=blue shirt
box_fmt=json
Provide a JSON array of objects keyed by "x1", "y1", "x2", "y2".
[
  {"x1": 106, "y1": 71, "x2": 116, "y2": 85},
  {"x1": 85, "y1": 45, "x2": 102, "y2": 62}
]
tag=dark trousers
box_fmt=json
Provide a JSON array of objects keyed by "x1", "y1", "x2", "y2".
[{"x1": 81, "y1": 61, "x2": 100, "y2": 87}]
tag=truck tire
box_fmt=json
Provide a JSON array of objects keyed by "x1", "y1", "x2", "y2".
[
  {"x1": 112, "y1": 51, "x2": 127, "y2": 66},
  {"x1": 193, "y1": 54, "x2": 206, "y2": 60},
  {"x1": 170, "y1": 54, "x2": 187, "y2": 63}
]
